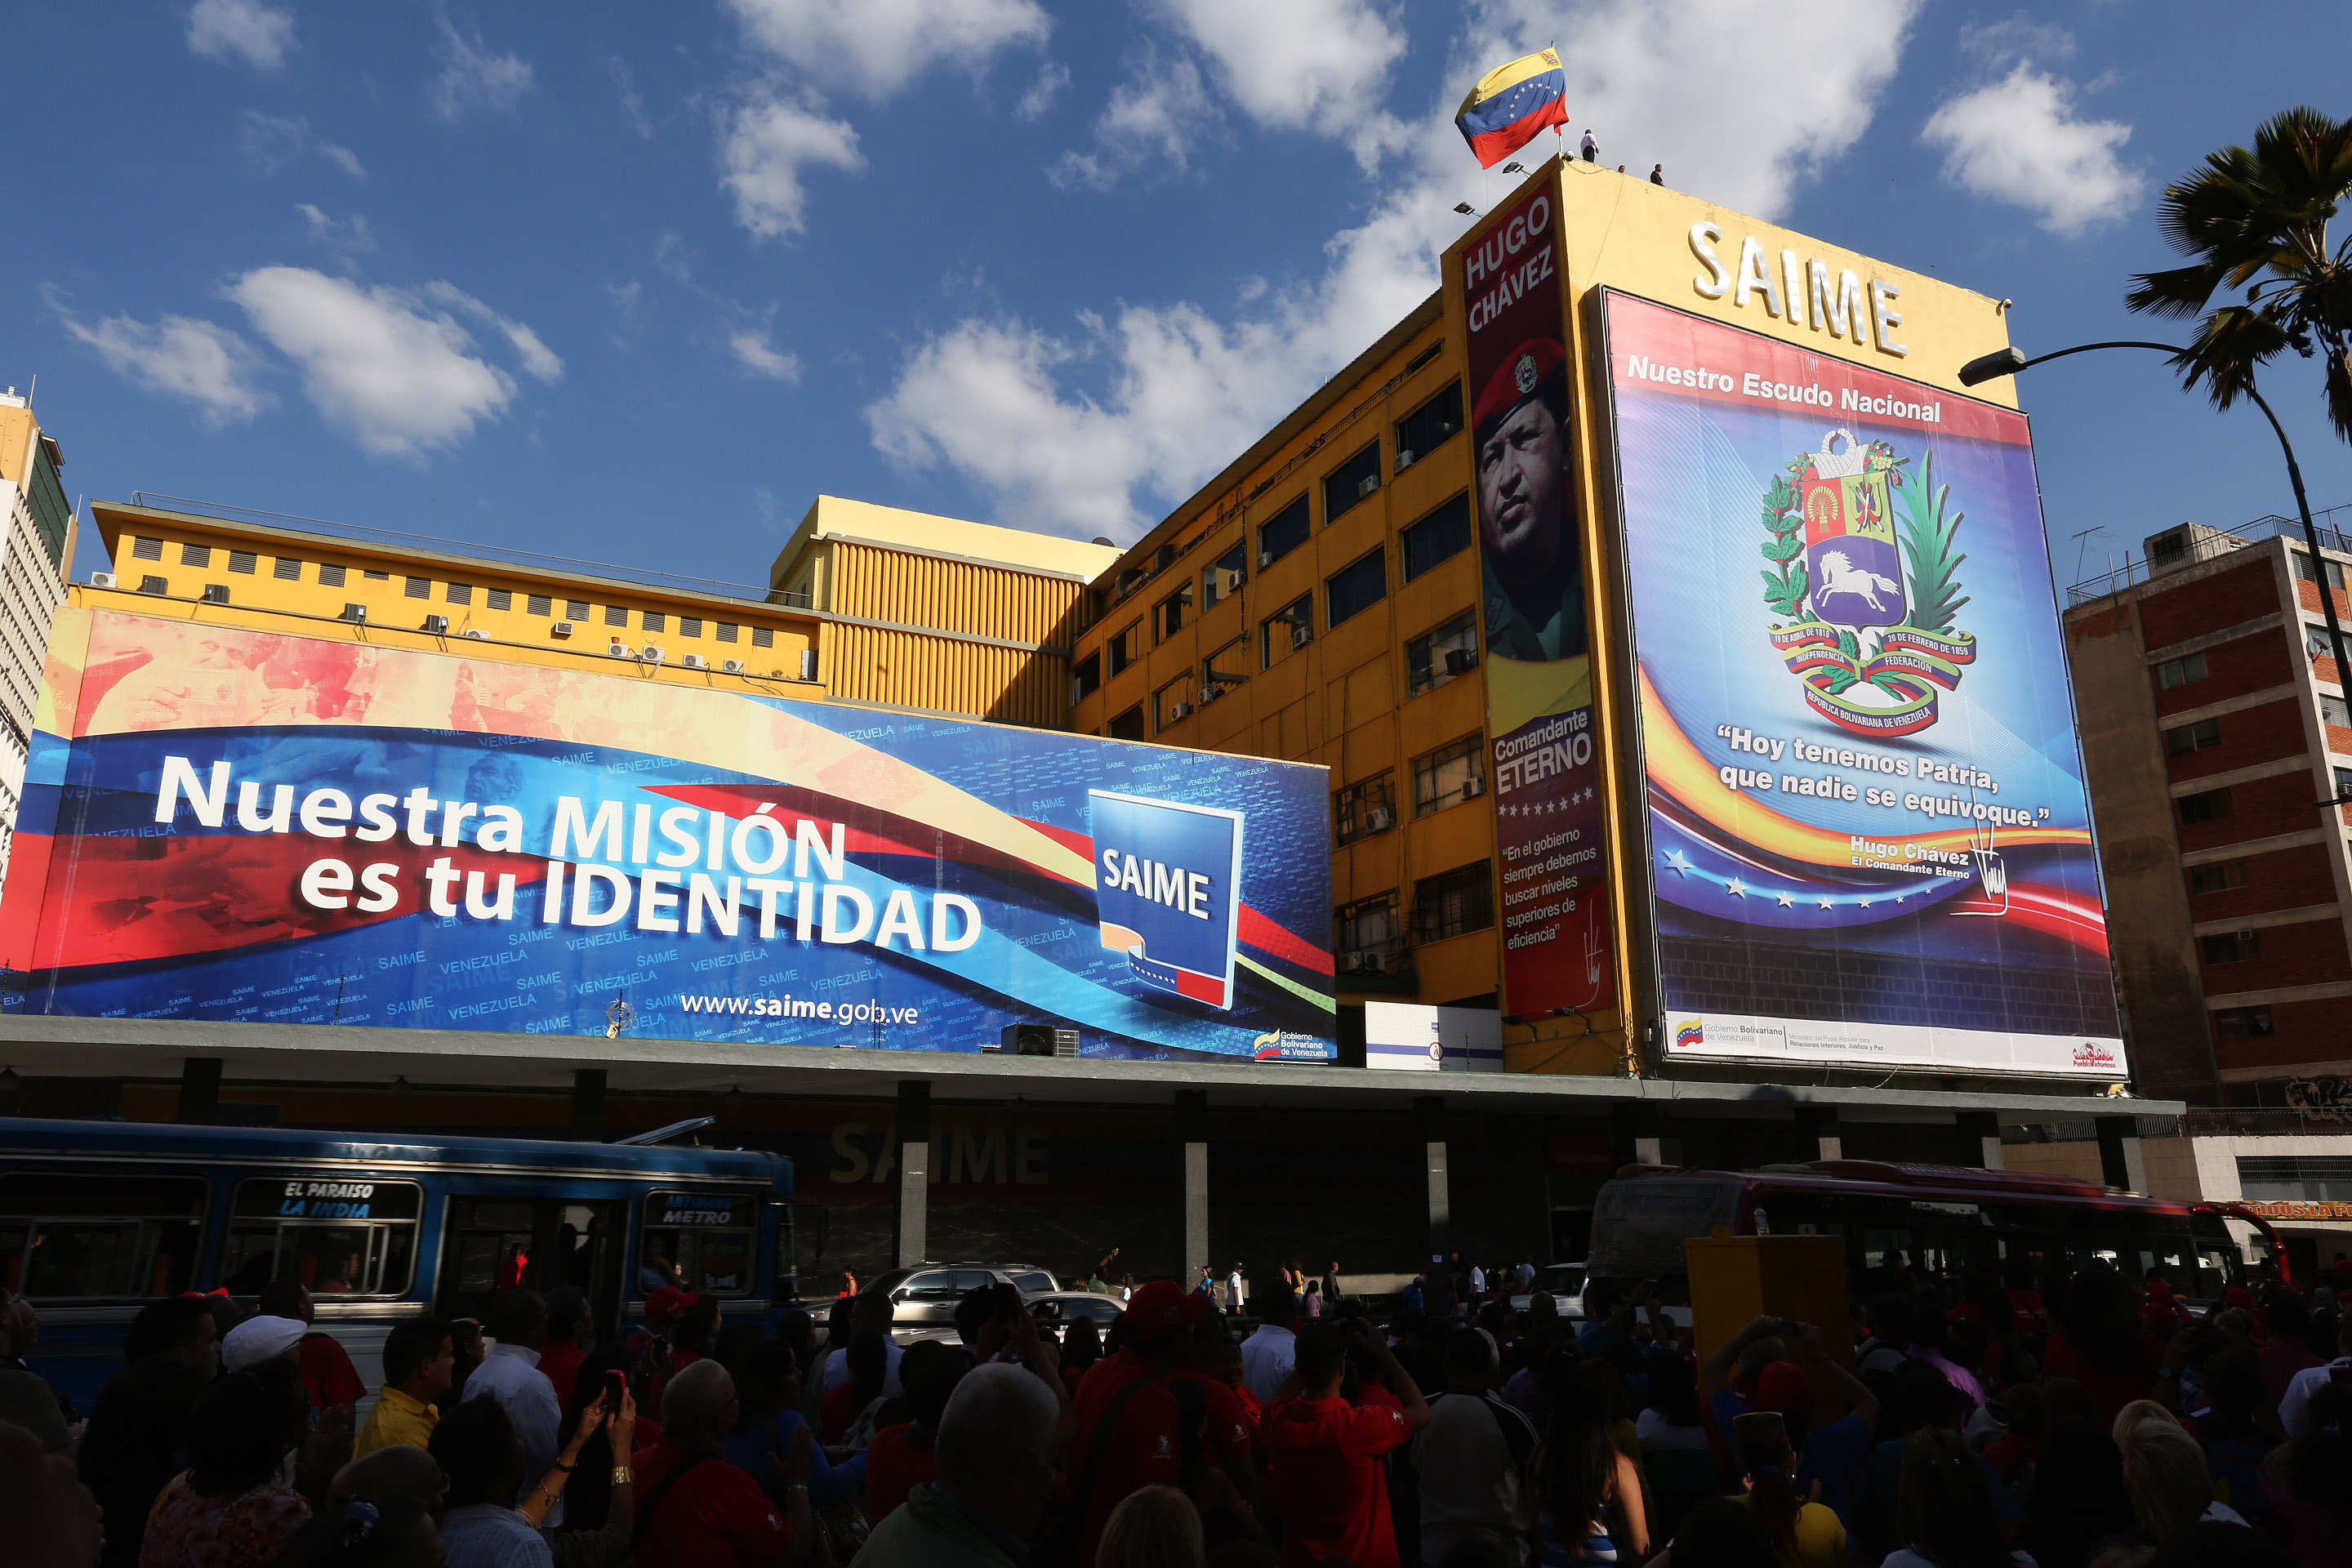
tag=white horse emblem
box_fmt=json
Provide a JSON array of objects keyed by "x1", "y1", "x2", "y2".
[{"x1": 1816, "y1": 549, "x2": 1898, "y2": 612}]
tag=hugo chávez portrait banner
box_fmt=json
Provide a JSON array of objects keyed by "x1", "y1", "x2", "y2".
[
  {"x1": 0, "y1": 608, "x2": 1337, "y2": 1062},
  {"x1": 1455, "y1": 174, "x2": 1617, "y2": 1023},
  {"x1": 1600, "y1": 291, "x2": 2122, "y2": 1076}
]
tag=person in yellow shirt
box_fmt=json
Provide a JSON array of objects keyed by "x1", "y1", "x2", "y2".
[
  {"x1": 354, "y1": 1316, "x2": 455, "y2": 1459},
  {"x1": 1736, "y1": 1411, "x2": 1851, "y2": 1568}
]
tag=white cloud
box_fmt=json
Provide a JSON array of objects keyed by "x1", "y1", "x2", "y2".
[
  {"x1": 47, "y1": 287, "x2": 273, "y2": 425},
  {"x1": 724, "y1": 0, "x2": 1050, "y2": 100},
  {"x1": 611, "y1": 57, "x2": 654, "y2": 138},
  {"x1": 227, "y1": 267, "x2": 555, "y2": 457},
  {"x1": 296, "y1": 203, "x2": 375, "y2": 265},
  {"x1": 1051, "y1": 56, "x2": 1218, "y2": 190},
  {"x1": 1960, "y1": 10, "x2": 2078, "y2": 67},
  {"x1": 728, "y1": 325, "x2": 801, "y2": 381},
  {"x1": 238, "y1": 111, "x2": 365, "y2": 178},
  {"x1": 1156, "y1": 0, "x2": 1407, "y2": 166},
  {"x1": 429, "y1": 8, "x2": 534, "y2": 121},
  {"x1": 1923, "y1": 61, "x2": 2141, "y2": 235},
  {"x1": 1015, "y1": 60, "x2": 1069, "y2": 121},
  {"x1": 186, "y1": 0, "x2": 294, "y2": 70},
  {"x1": 717, "y1": 89, "x2": 865, "y2": 242},
  {"x1": 876, "y1": 0, "x2": 1924, "y2": 539}
]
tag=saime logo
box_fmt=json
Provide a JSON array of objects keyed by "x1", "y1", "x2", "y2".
[{"x1": 1673, "y1": 1019, "x2": 1704, "y2": 1049}]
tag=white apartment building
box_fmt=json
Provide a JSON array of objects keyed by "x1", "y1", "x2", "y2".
[{"x1": 0, "y1": 390, "x2": 74, "y2": 876}]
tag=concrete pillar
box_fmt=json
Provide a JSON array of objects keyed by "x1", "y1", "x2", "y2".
[
  {"x1": 1416, "y1": 1095, "x2": 1451, "y2": 1267},
  {"x1": 1796, "y1": 1105, "x2": 1842, "y2": 1162},
  {"x1": 1613, "y1": 1101, "x2": 1680, "y2": 1167},
  {"x1": 2096, "y1": 1116, "x2": 2145, "y2": 1192},
  {"x1": 1177, "y1": 1089, "x2": 1209, "y2": 1290},
  {"x1": 893, "y1": 1080, "x2": 931, "y2": 1267},
  {"x1": 1956, "y1": 1111, "x2": 2003, "y2": 1169},
  {"x1": 177, "y1": 1058, "x2": 223, "y2": 1125},
  {"x1": 569, "y1": 1069, "x2": 608, "y2": 1142}
]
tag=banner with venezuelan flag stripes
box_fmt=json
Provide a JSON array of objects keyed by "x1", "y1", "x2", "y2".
[
  {"x1": 0, "y1": 609, "x2": 1335, "y2": 1061},
  {"x1": 1455, "y1": 49, "x2": 1567, "y2": 168}
]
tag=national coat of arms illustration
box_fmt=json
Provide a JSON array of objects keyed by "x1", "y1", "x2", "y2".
[{"x1": 1759, "y1": 429, "x2": 1976, "y2": 737}]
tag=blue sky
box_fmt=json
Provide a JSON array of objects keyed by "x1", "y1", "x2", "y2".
[{"x1": 14, "y1": 0, "x2": 2350, "y2": 595}]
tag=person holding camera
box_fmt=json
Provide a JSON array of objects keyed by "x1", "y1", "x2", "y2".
[{"x1": 1263, "y1": 1316, "x2": 1430, "y2": 1568}]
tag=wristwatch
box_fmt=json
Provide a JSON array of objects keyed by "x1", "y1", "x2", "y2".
[{"x1": 612, "y1": 1466, "x2": 634, "y2": 1486}]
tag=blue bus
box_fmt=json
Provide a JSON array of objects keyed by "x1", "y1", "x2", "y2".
[{"x1": 0, "y1": 1116, "x2": 795, "y2": 1411}]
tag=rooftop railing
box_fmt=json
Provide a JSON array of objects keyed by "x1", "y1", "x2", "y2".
[{"x1": 2068, "y1": 504, "x2": 2352, "y2": 606}]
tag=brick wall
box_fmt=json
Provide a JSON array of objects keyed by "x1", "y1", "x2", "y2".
[
  {"x1": 2189, "y1": 843, "x2": 2341, "y2": 923},
  {"x1": 2176, "y1": 768, "x2": 2327, "y2": 853},
  {"x1": 2217, "y1": 996, "x2": 2352, "y2": 1071},
  {"x1": 2153, "y1": 630, "x2": 2293, "y2": 719},
  {"x1": 2167, "y1": 697, "x2": 2306, "y2": 782},
  {"x1": 2201, "y1": 915, "x2": 2350, "y2": 992},
  {"x1": 2141, "y1": 562, "x2": 2281, "y2": 648}
]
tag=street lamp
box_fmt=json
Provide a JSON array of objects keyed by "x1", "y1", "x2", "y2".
[{"x1": 1962, "y1": 339, "x2": 2352, "y2": 809}]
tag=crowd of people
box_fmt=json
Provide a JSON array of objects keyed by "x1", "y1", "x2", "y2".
[{"x1": 2, "y1": 1254, "x2": 2350, "y2": 1568}]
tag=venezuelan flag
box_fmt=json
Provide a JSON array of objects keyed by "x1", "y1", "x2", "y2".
[{"x1": 1454, "y1": 49, "x2": 1567, "y2": 168}]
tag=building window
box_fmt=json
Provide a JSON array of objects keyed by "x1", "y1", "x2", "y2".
[
  {"x1": 272, "y1": 558, "x2": 301, "y2": 581},
  {"x1": 447, "y1": 583, "x2": 473, "y2": 605},
  {"x1": 363, "y1": 569, "x2": 390, "y2": 581},
  {"x1": 2307, "y1": 626, "x2": 2346, "y2": 664},
  {"x1": 644, "y1": 611, "x2": 666, "y2": 633},
  {"x1": 1071, "y1": 653, "x2": 1102, "y2": 702},
  {"x1": 2294, "y1": 553, "x2": 2346, "y2": 591},
  {"x1": 1325, "y1": 549, "x2": 1387, "y2": 627},
  {"x1": 567, "y1": 599, "x2": 590, "y2": 620},
  {"x1": 181, "y1": 544, "x2": 212, "y2": 567},
  {"x1": 1407, "y1": 610, "x2": 1479, "y2": 697},
  {"x1": 1262, "y1": 595, "x2": 1314, "y2": 666},
  {"x1": 487, "y1": 589, "x2": 512, "y2": 611},
  {"x1": 1204, "y1": 637, "x2": 1248, "y2": 696},
  {"x1": 679, "y1": 617, "x2": 701, "y2": 638},
  {"x1": 2154, "y1": 651, "x2": 2208, "y2": 689},
  {"x1": 1260, "y1": 496, "x2": 1309, "y2": 566},
  {"x1": 1202, "y1": 542, "x2": 1246, "y2": 609},
  {"x1": 2164, "y1": 717, "x2": 2222, "y2": 755},
  {"x1": 715, "y1": 621, "x2": 737, "y2": 643},
  {"x1": 2336, "y1": 766, "x2": 2352, "y2": 803},
  {"x1": 1156, "y1": 582, "x2": 1193, "y2": 642},
  {"x1": 1334, "y1": 773, "x2": 1397, "y2": 845},
  {"x1": 2201, "y1": 930, "x2": 2261, "y2": 964},
  {"x1": 319, "y1": 564, "x2": 347, "y2": 588},
  {"x1": 1414, "y1": 734, "x2": 1486, "y2": 816},
  {"x1": 131, "y1": 537, "x2": 163, "y2": 561},
  {"x1": 2216, "y1": 1005, "x2": 2275, "y2": 1039},
  {"x1": 1108, "y1": 705, "x2": 1146, "y2": 741},
  {"x1": 1109, "y1": 621, "x2": 1142, "y2": 676},
  {"x1": 1322, "y1": 441, "x2": 1383, "y2": 525},
  {"x1": 1394, "y1": 381, "x2": 1463, "y2": 470},
  {"x1": 1414, "y1": 861, "x2": 1494, "y2": 944},
  {"x1": 2324, "y1": 696, "x2": 2350, "y2": 728},
  {"x1": 138, "y1": 575, "x2": 167, "y2": 595},
  {"x1": 2188, "y1": 860, "x2": 2247, "y2": 894},
  {"x1": 2177, "y1": 787, "x2": 2233, "y2": 825},
  {"x1": 527, "y1": 594, "x2": 550, "y2": 616},
  {"x1": 1336, "y1": 893, "x2": 1401, "y2": 966},
  {"x1": 1156, "y1": 671, "x2": 1195, "y2": 733},
  {"x1": 1402, "y1": 493, "x2": 1472, "y2": 583},
  {"x1": 599, "y1": 604, "x2": 624, "y2": 626},
  {"x1": 751, "y1": 627, "x2": 773, "y2": 648},
  {"x1": 405, "y1": 577, "x2": 430, "y2": 599}
]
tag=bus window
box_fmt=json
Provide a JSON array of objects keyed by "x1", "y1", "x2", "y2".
[
  {"x1": 220, "y1": 1178, "x2": 422, "y2": 1296},
  {"x1": 450, "y1": 1201, "x2": 537, "y2": 1295},
  {"x1": 640, "y1": 1192, "x2": 757, "y2": 1298},
  {"x1": 0, "y1": 1174, "x2": 207, "y2": 1299}
]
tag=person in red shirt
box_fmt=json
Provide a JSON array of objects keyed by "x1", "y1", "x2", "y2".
[
  {"x1": 537, "y1": 1287, "x2": 590, "y2": 1412},
  {"x1": 1263, "y1": 1316, "x2": 1429, "y2": 1568},
  {"x1": 863, "y1": 1339, "x2": 967, "y2": 1525},
  {"x1": 631, "y1": 1357, "x2": 814, "y2": 1568},
  {"x1": 1070, "y1": 1280, "x2": 1200, "y2": 1568},
  {"x1": 1167, "y1": 1313, "x2": 1267, "y2": 1519}
]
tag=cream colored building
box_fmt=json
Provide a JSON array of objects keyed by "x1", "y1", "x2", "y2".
[{"x1": 0, "y1": 392, "x2": 74, "y2": 873}]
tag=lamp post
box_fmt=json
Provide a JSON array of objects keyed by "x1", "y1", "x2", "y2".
[{"x1": 1961, "y1": 341, "x2": 2352, "y2": 809}]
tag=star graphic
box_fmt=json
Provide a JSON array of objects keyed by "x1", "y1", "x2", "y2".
[
  {"x1": 1860, "y1": 898, "x2": 1873, "y2": 908},
  {"x1": 1819, "y1": 897, "x2": 1835, "y2": 911},
  {"x1": 1775, "y1": 891, "x2": 1794, "y2": 907},
  {"x1": 1664, "y1": 850, "x2": 1694, "y2": 878},
  {"x1": 1726, "y1": 878, "x2": 1749, "y2": 898}
]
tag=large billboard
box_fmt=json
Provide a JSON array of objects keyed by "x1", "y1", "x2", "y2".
[
  {"x1": 1456, "y1": 175, "x2": 1617, "y2": 1024},
  {"x1": 1600, "y1": 291, "x2": 2123, "y2": 1076},
  {"x1": 0, "y1": 610, "x2": 1336, "y2": 1062}
]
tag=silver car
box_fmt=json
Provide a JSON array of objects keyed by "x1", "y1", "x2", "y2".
[
  {"x1": 866, "y1": 1260, "x2": 1054, "y2": 1327},
  {"x1": 1508, "y1": 1263, "x2": 1588, "y2": 1320},
  {"x1": 1026, "y1": 1292, "x2": 1126, "y2": 1334}
]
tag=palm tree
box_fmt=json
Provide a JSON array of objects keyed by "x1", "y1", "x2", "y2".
[{"x1": 2126, "y1": 106, "x2": 2352, "y2": 443}]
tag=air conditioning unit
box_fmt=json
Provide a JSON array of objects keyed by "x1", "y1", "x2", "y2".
[
  {"x1": 1444, "y1": 646, "x2": 1479, "y2": 675},
  {"x1": 1258, "y1": 550, "x2": 1275, "y2": 570},
  {"x1": 1344, "y1": 950, "x2": 1387, "y2": 974},
  {"x1": 551, "y1": 621, "x2": 574, "y2": 639},
  {"x1": 722, "y1": 658, "x2": 746, "y2": 675},
  {"x1": 90, "y1": 572, "x2": 115, "y2": 589},
  {"x1": 681, "y1": 653, "x2": 706, "y2": 670},
  {"x1": 1003, "y1": 1022, "x2": 1080, "y2": 1058},
  {"x1": 1356, "y1": 474, "x2": 1379, "y2": 499},
  {"x1": 1290, "y1": 621, "x2": 1312, "y2": 648},
  {"x1": 608, "y1": 641, "x2": 632, "y2": 657},
  {"x1": 640, "y1": 645, "x2": 664, "y2": 665},
  {"x1": 1199, "y1": 684, "x2": 1219, "y2": 706},
  {"x1": 1169, "y1": 702, "x2": 1192, "y2": 720},
  {"x1": 2238, "y1": 927, "x2": 2257, "y2": 942},
  {"x1": 1396, "y1": 449, "x2": 1415, "y2": 472},
  {"x1": 201, "y1": 584, "x2": 230, "y2": 604},
  {"x1": 800, "y1": 649, "x2": 819, "y2": 681},
  {"x1": 340, "y1": 604, "x2": 368, "y2": 623},
  {"x1": 461, "y1": 628, "x2": 488, "y2": 640},
  {"x1": 421, "y1": 614, "x2": 449, "y2": 635},
  {"x1": 1463, "y1": 775, "x2": 1486, "y2": 799},
  {"x1": 1365, "y1": 805, "x2": 1393, "y2": 832}
]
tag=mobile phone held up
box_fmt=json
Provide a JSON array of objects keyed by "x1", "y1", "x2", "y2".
[{"x1": 605, "y1": 1369, "x2": 627, "y2": 1409}]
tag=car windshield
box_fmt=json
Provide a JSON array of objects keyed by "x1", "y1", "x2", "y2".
[
  {"x1": 1010, "y1": 1271, "x2": 1054, "y2": 1294},
  {"x1": 866, "y1": 1269, "x2": 914, "y2": 1295},
  {"x1": 1537, "y1": 1266, "x2": 1584, "y2": 1290}
]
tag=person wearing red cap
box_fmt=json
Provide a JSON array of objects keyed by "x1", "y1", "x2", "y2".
[
  {"x1": 1068, "y1": 1280, "x2": 1199, "y2": 1567},
  {"x1": 1703, "y1": 1316, "x2": 1879, "y2": 1519},
  {"x1": 1166, "y1": 1311, "x2": 1267, "y2": 1523},
  {"x1": 1472, "y1": 337, "x2": 1586, "y2": 664}
]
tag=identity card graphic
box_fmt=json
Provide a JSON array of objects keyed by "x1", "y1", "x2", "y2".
[{"x1": 1089, "y1": 790, "x2": 1244, "y2": 1009}]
